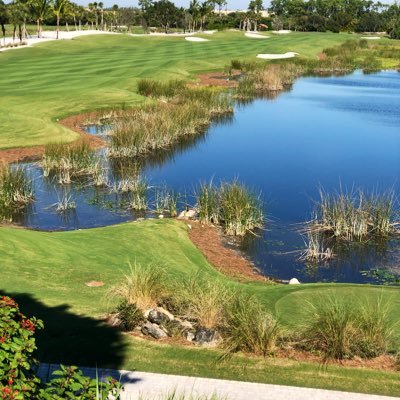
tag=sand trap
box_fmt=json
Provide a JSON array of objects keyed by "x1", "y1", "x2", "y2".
[
  {"x1": 185, "y1": 37, "x2": 209, "y2": 42},
  {"x1": 245, "y1": 32, "x2": 270, "y2": 39},
  {"x1": 257, "y1": 52, "x2": 299, "y2": 59},
  {"x1": 361, "y1": 36, "x2": 381, "y2": 40},
  {"x1": 271, "y1": 30, "x2": 291, "y2": 34},
  {"x1": 0, "y1": 30, "x2": 116, "y2": 52},
  {"x1": 203, "y1": 30, "x2": 217, "y2": 35}
]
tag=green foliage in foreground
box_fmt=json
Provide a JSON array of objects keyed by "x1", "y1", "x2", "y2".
[
  {"x1": 1, "y1": 220, "x2": 400, "y2": 395},
  {"x1": 0, "y1": 31, "x2": 357, "y2": 149}
]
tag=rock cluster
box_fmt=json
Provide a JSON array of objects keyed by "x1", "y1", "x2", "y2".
[{"x1": 112, "y1": 306, "x2": 220, "y2": 346}]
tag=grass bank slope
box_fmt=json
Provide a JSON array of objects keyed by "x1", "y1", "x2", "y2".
[{"x1": 1, "y1": 220, "x2": 400, "y2": 396}]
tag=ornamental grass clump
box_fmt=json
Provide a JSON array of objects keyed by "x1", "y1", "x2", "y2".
[
  {"x1": 299, "y1": 295, "x2": 395, "y2": 360},
  {"x1": 309, "y1": 188, "x2": 398, "y2": 242},
  {"x1": 175, "y1": 275, "x2": 231, "y2": 329},
  {"x1": 109, "y1": 262, "x2": 169, "y2": 312},
  {"x1": 222, "y1": 293, "x2": 280, "y2": 357},
  {"x1": 0, "y1": 164, "x2": 34, "y2": 221},
  {"x1": 42, "y1": 140, "x2": 95, "y2": 184}
]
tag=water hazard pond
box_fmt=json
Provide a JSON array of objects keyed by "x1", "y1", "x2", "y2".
[{"x1": 19, "y1": 70, "x2": 400, "y2": 284}]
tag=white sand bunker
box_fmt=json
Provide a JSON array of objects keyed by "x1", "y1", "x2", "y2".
[
  {"x1": 185, "y1": 37, "x2": 209, "y2": 42},
  {"x1": 257, "y1": 52, "x2": 299, "y2": 59},
  {"x1": 361, "y1": 36, "x2": 381, "y2": 40},
  {"x1": 203, "y1": 30, "x2": 217, "y2": 35},
  {"x1": 271, "y1": 30, "x2": 291, "y2": 34},
  {"x1": 245, "y1": 32, "x2": 270, "y2": 39}
]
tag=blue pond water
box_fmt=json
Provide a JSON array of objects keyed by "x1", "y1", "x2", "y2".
[{"x1": 18, "y1": 70, "x2": 400, "y2": 284}]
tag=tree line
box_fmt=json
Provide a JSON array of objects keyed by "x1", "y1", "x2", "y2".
[
  {"x1": 0, "y1": 0, "x2": 399, "y2": 43},
  {"x1": 269, "y1": 0, "x2": 400, "y2": 38}
]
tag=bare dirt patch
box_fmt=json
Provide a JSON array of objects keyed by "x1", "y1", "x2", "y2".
[
  {"x1": 85, "y1": 280, "x2": 105, "y2": 287},
  {"x1": 188, "y1": 220, "x2": 269, "y2": 282}
]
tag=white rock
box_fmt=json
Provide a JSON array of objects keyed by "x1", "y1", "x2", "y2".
[{"x1": 289, "y1": 278, "x2": 300, "y2": 285}]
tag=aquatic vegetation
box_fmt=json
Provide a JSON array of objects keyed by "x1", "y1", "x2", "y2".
[
  {"x1": 308, "y1": 189, "x2": 398, "y2": 242},
  {"x1": 196, "y1": 182, "x2": 220, "y2": 224},
  {"x1": 300, "y1": 231, "x2": 334, "y2": 262},
  {"x1": 0, "y1": 164, "x2": 34, "y2": 221},
  {"x1": 196, "y1": 180, "x2": 264, "y2": 236},
  {"x1": 137, "y1": 78, "x2": 186, "y2": 98},
  {"x1": 126, "y1": 176, "x2": 148, "y2": 211},
  {"x1": 154, "y1": 186, "x2": 179, "y2": 217},
  {"x1": 108, "y1": 87, "x2": 233, "y2": 158},
  {"x1": 55, "y1": 191, "x2": 76, "y2": 213},
  {"x1": 42, "y1": 141, "x2": 95, "y2": 184}
]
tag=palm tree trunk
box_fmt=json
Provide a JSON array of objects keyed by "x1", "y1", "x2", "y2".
[{"x1": 56, "y1": 15, "x2": 60, "y2": 39}]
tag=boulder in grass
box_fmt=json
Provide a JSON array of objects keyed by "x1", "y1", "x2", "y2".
[
  {"x1": 145, "y1": 307, "x2": 174, "y2": 325},
  {"x1": 141, "y1": 322, "x2": 167, "y2": 339},
  {"x1": 289, "y1": 278, "x2": 300, "y2": 285}
]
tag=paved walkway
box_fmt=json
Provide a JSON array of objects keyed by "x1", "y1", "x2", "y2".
[{"x1": 37, "y1": 364, "x2": 397, "y2": 400}]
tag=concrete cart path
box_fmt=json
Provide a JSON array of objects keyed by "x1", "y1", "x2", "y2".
[{"x1": 37, "y1": 363, "x2": 398, "y2": 400}]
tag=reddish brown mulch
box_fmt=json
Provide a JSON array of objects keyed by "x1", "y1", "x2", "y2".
[
  {"x1": 190, "y1": 71, "x2": 240, "y2": 88},
  {"x1": 0, "y1": 112, "x2": 105, "y2": 165},
  {"x1": 187, "y1": 221, "x2": 269, "y2": 282}
]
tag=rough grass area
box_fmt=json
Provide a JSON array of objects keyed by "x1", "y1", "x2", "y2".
[
  {"x1": 1, "y1": 220, "x2": 400, "y2": 395},
  {"x1": 0, "y1": 32, "x2": 356, "y2": 149}
]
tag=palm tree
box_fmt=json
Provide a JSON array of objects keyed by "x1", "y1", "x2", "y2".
[
  {"x1": 189, "y1": 0, "x2": 200, "y2": 31},
  {"x1": 29, "y1": 0, "x2": 52, "y2": 38},
  {"x1": 199, "y1": 0, "x2": 213, "y2": 30},
  {"x1": 53, "y1": 0, "x2": 69, "y2": 38},
  {"x1": 98, "y1": 1, "x2": 103, "y2": 30},
  {"x1": 0, "y1": 0, "x2": 7, "y2": 46}
]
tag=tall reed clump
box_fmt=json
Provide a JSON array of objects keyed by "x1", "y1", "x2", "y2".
[
  {"x1": 299, "y1": 295, "x2": 395, "y2": 360},
  {"x1": 42, "y1": 141, "x2": 96, "y2": 184},
  {"x1": 108, "y1": 85, "x2": 233, "y2": 158},
  {"x1": 137, "y1": 79, "x2": 186, "y2": 98},
  {"x1": 108, "y1": 262, "x2": 168, "y2": 311},
  {"x1": 309, "y1": 188, "x2": 398, "y2": 242},
  {"x1": 300, "y1": 231, "x2": 334, "y2": 262},
  {"x1": 219, "y1": 181, "x2": 264, "y2": 236},
  {"x1": 222, "y1": 293, "x2": 280, "y2": 357},
  {"x1": 196, "y1": 182, "x2": 220, "y2": 224},
  {"x1": 0, "y1": 164, "x2": 34, "y2": 220},
  {"x1": 197, "y1": 180, "x2": 264, "y2": 236},
  {"x1": 154, "y1": 186, "x2": 179, "y2": 216},
  {"x1": 234, "y1": 63, "x2": 305, "y2": 99}
]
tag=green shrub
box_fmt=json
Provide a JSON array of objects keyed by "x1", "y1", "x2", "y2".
[
  {"x1": 116, "y1": 301, "x2": 144, "y2": 331},
  {"x1": 0, "y1": 295, "x2": 43, "y2": 399},
  {"x1": 39, "y1": 365, "x2": 122, "y2": 399},
  {"x1": 0, "y1": 295, "x2": 122, "y2": 399}
]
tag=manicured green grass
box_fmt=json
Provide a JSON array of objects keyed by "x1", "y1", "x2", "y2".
[
  {"x1": 1, "y1": 220, "x2": 400, "y2": 396},
  {"x1": 0, "y1": 31, "x2": 354, "y2": 149}
]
